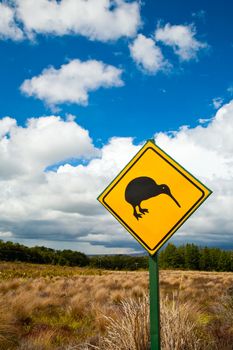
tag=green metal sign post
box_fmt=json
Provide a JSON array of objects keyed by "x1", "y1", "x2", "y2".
[{"x1": 149, "y1": 254, "x2": 161, "y2": 350}]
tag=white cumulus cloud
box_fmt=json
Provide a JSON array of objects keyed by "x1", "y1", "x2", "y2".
[
  {"x1": 212, "y1": 97, "x2": 224, "y2": 109},
  {"x1": 0, "y1": 115, "x2": 98, "y2": 180},
  {"x1": 0, "y1": 2, "x2": 23, "y2": 40},
  {"x1": 20, "y1": 59, "x2": 124, "y2": 107},
  {"x1": 129, "y1": 34, "x2": 168, "y2": 74},
  {"x1": 155, "y1": 100, "x2": 233, "y2": 245},
  {"x1": 0, "y1": 116, "x2": 17, "y2": 137},
  {"x1": 0, "y1": 119, "x2": 141, "y2": 253},
  {"x1": 155, "y1": 23, "x2": 206, "y2": 61},
  {"x1": 15, "y1": 0, "x2": 141, "y2": 41},
  {"x1": 1, "y1": 101, "x2": 233, "y2": 252}
]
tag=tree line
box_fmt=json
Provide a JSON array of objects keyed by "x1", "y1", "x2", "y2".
[
  {"x1": 159, "y1": 243, "x2": 233, "y2": 272},
  {"x1": 0, "y1": 240, "x2": 232, "y2": 272},
  {"x1": 0, "y1": 240, "x2": 89, "y2": 267}
]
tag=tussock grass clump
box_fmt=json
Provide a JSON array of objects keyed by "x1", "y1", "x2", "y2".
[
  {"x1": 17, "y1": 330, "x2": 56, "y2": 350},
  {"x1": 96, "y1": 296, "x2": 149, "y2": 350},
  {"x1": 0, "y1": 304, "x2": 18, "y2": 350},
  {"x1": 160, "y1": 295, "x2": 210, "y2": 350},
  {"x1": 206, "y1": 294, "x2": 233, "y2": 349},
  {"x1": 86, "y1": 294, "x2": 211, "y2": 350}
]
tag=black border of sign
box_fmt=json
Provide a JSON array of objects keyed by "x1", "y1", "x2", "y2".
[{"x1": 102, "y1": 146, "x2": 205, "y2": 252}]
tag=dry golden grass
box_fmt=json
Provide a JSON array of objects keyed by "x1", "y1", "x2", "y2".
[{"x1": 0, "y1": 262, "x2": 232, "y2": 349}]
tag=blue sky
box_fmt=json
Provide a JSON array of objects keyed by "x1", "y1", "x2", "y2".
[
  {"x1": 1, "y1": 0, "x2": 233, "y2": 143},
  {"x1": 0, "y1": 0, "x2": 233, "y2": 254}
]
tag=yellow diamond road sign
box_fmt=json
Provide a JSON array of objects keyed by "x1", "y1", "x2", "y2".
[{"x1": 98, "y1": 140, "x2": 212, "y2": 256}]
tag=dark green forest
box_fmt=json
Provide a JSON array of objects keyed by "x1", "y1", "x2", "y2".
[
  {"x1": 0, "y1": 240, "x2": 232, "y2": 272},
  {"x1": 0, "y1": 240, "x2": 89, "y2": 267}
]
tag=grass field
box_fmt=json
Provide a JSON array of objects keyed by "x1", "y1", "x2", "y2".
[{"x1": 0, "y1": 262, "x2": 233, "y2": 349}]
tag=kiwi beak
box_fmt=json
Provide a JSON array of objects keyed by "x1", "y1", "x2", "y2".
[{"x1": 169, "y1": 193, "x2": 181, "y2": 207}]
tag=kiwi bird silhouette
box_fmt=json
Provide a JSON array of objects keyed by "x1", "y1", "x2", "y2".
[{"x1": 125, "y1": 176, "x2": 181, "y2": 220}]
